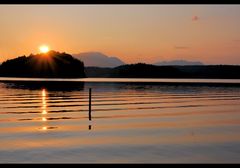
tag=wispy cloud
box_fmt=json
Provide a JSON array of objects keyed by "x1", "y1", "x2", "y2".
[
  {"x1": 174, "y1": 46, "x2": 190, "y2": 50},
  {"x1": 192, "y1": 15, "x2": 199, "y2": 21}
]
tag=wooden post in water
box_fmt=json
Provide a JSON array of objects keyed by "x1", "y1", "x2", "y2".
[{"x1": 89, "y1": 88, "x2": 92, "y2": 121}]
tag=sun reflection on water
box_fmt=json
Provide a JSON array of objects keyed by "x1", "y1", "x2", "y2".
[
  {"x1": 42, "y1": 126, "x2": 47, "y2": 130},
  {"x1": 42, "y1": 117, "x2": 47, "y2": 122},
  {"x1": 41, "y1": 88, "x2": 48, "y2": 131},
  {"x1": 42, "y1": 89, "x2": 46, "y2": 97},
  {"x1": 42, "y1": 109, "x2": 47, "y2": 115}
]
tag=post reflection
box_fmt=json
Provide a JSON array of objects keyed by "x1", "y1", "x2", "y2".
[
  {"x1": 88, "y1": 112, "x2": 92, "y2": 130},
  {"x1": 88, "y1": 88, "x2": 92, "y2": 131},
  {"x1": 88, "y1": 105, "x2": 92, "y2": 130}
]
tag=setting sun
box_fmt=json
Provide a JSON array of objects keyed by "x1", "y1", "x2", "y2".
[{"x1": 39, "y1": 45, "x2": 49, "y2": 53}]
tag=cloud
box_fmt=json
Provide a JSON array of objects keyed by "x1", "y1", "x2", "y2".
[
  {"x1": 192, "y1": 15, "x2": 199, "y2": 21},
  {"x1": 174, "y1": 46, "x2": 190, "y2": 50}
]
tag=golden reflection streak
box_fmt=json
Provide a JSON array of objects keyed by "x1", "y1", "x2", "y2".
[
  {"x1": 42, "y1": 89, "x2": 46, "y2": 97},
  {"x1": 42, "y1": 109, "x2": 47, "y2": 114},
  {"x1": 41, "y1": 88, "x2": 48, "y2": 131},
  {"x1": 42, "y1": 117, "x2": 47, "y2": 121},
  {"x1": 42, "y1": 126, "x2": 47, "y2": 130}
]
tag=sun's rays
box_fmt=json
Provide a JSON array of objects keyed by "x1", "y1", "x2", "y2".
[{"x1": 30, "y1": 49, "x2": 58, "y2": 76}]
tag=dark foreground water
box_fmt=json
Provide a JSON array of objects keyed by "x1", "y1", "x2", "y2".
[{"x1": 0, "y1": 78, "x2": 240, "y2": 163}]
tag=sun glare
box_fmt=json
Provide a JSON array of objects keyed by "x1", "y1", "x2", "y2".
[{"x1": 39, "y1": 45, "x2": 49, "y2": 53}]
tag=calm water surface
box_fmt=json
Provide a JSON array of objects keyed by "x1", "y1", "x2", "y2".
[{"x1": 0, "y1": 78, "x2": 240, "y2": 163}]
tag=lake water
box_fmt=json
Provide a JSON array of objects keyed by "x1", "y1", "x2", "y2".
[{"x1": 0, "y1": 78, "x2": 240, "y2": 163}]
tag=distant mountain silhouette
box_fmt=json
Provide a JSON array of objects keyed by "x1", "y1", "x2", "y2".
[
  {"x1": 73, "y1": 52, "x2": 125, "y2": 67},
  {"x1": 154, "y1": 60, "x2": 203, "y2": 66},
  {"x1": 0, "y1": 50, "x2": 85, "y2": 78}
]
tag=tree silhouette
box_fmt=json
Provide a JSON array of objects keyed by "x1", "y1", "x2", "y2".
[
  {"x1": 85, "y1": 63, "x2": 240, "y2": 79},
  {"x1": 0, "y1": 50, "x2": 85, "y2": 78}
]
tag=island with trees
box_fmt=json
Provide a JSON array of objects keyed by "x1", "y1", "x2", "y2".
[{"x1": 0, "y1": 50, "x2": 85, "y2": 78}]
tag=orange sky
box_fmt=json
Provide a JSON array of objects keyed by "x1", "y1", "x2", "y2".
[{"x1": 0, "y1": 5, "x2": 240, "y2": 64}]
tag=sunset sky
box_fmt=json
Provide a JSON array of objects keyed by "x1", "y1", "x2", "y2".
[{"x1": 0, "y1": 5, "x2": 240, "y2": 64}]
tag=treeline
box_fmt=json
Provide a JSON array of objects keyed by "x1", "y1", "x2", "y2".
[
  {"x1": 0, "y1": 50, "x2": 86, "y2": 78},
  {"x1": 1, "y1": 55, "x2": 240, "y2": 79},
  {"x1": 85, "y1": 63, "x2": 240, "y2": 79}
]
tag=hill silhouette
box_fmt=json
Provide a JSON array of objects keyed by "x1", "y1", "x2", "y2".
[
  {"x1": 73, "y1": 52, "x2": 125, "y2": 67},
  {"x1": 85, "y1": 63, "x2": 240, "y2": 79},
  {"x1": 109, "y1": 63, "x2": 181, "y2": 78},
  {"x1": 154, "y1": 60, "x2": 203, "y2": 66},
  {"x1": 0, "y1": 50, "x2": 85, "y2": 78}
]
